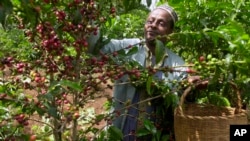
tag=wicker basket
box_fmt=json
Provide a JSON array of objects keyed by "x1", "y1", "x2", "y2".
[{"x1": 174, "y1": 84, "x2": 248, "y2": 141}]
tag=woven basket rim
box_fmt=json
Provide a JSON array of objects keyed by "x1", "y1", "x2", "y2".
[
  {"x1": 174, "y1": 84, "x2": 248, "y2": 141},
  {"x1": 176, "y1": 83, "x2": 244, "y2": 116},
  {"x1": 175, "y1": 111, "x2": 247, "y2": 119}
]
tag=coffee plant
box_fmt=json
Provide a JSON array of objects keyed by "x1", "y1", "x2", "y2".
[
  {"x1": 0, "y1": 0, "x2": 163, "y2": 140},
  {"x1": 167, "y1": 0, "x2": 250, "y2": 107},
  {"x1": 1, "y1": 0, "x2": 250, "y2": 141}
]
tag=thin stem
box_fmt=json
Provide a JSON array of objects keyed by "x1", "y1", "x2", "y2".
[
  {"x1": 120, "y1": 94, "x2": 163, "y2": 111},
  {"x1": 71, "y1": 44, "x2": 82, "y2": 141},
  {"x1": 28, "y1": 118, "x2": 54, "y2": 129}
]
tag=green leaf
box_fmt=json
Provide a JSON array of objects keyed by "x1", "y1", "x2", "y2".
[
  {"x1": 164, "y1": 94, "x2": 178, "y2": 108},
  {"x1": 146, "y1": 0, "x2": 152, "y2": 7},
  {"x1": 73, "y1": 9, "x2": 82, "y2": 25},
  {"x1": 155, "y1": 40, "x2": 165, "y2": 65},
  {"x1": 43, "y1": 92, "x2": 54, "y2": 101},
  {"x1": 95, "y1": 114, "x2": 105, "y2": 122},
  {"x1": 59, "y1": 80, "x2": 81, "y2": 91},
  {"x1": 144, "y1": 120, "x2": 157, "y2": 134},
  {"x1": 44, "y1": 125, "x2": 51, "y2": 132},
  {"x1": 48, "y1": 107, "x2": 58, "y2": 119},
  {"x1": 126, "y1": 46, "x2": 139, "y2": 56},
  {"x1": 218, "y1": 97, "x2": 231, "y2": 107},
  {"x1": 168, "y1": 0, "x2": 183, "y2": 5},
  {"x1": 10, "y1": 0, "x2": 21, "y2": 6},
  {"x1": 146, "y1": 76, "x2": 153, "y2": 95},
  {"x1": 208, "y1": 93, "x2": 231, "y2": 107},
  {"x1": 136, "y1": 128, "x2": 151, "y2": 137},
  {"x1": 0, "y1": 0, "x2": 13, "y2": 28},
  {"x1": 96, "y1": 130, "x2": 106, "y2": 141},
  {"x1": 0, "y1": 106, "x2": 9, "y2": 114},
  {"x1": 47, "y1": 83, "x2": 63, "y2": 97},
  {"x1": 161, "y1": 134, "x2": 170, "y2": 141},
  {"x1": 123, "y1": 0, "x2": 130, "y2": 11},
  {"x1": 108, "y1": 126, "x2": 123, "y2": 140},
  {"x1": 34, "y1": 106, "x2": 46, "y2": 116},
  {"x1": 0, "y1": 7, "x2": 6, "y2": 26},
  {"x1": 116, "y1": 46, "x2": 138, "y2": 57},
  {"x1": 117, "y1": 49, "x2": 126, "y2": 56},
  {"x1": 0, "y1": 85, "x2": 7, "y2": 93}
]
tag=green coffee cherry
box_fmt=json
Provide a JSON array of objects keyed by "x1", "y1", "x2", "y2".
[{"x1": 207, "y1": 54, "x2": 212, "y2": 60}]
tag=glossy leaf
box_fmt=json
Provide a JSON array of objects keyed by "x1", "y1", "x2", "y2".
[
  {"x1": 48, "y1": 107, "x2": 58, "y2": 119},
  {"x1": 0, "y1": 0, "x2": 13, "y2": 28},
  {"x1": 136, "y1": 128, "x2": 151, "y2": 137},
  {"x1": 146, "y1": 75, "x2": 153, "y2": 95},
  {"x1": 108, "y1": 126, "x2": 123, "y2": 140},
  {"x1": 59, "y1": 80, "x2": 82, "y2": 91},
  {"x1": 126, "y1": 46, "x2": 139, "y2": 56},
  {"x1": 155, "y1": 39, "x2": 165, "y2": 65},
  {"x1": 144, "y1": 119, "x2": 157, "y2": 134}
]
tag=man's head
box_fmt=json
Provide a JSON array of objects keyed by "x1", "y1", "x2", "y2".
[{"x1": 144, "y1": 5, "x2": 178, "y2": 44}]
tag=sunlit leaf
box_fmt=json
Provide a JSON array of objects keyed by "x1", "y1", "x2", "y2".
[
  {"x1": 155, "y1": 39, "x2": 165, "y2": 65},
  {"x1": 146, "y1": 76, "x2": 153, "y2": 95}
]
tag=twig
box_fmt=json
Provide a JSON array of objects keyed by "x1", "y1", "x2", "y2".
[{"x1": 28, "y1": 118, "x2": 54, "y2": 129}]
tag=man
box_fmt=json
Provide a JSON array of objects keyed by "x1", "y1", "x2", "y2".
[{"x1": 100, "y1": 4, "x2": 186, "y2": 141}]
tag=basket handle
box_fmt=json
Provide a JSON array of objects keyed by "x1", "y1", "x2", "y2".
[{"x1": 175, "y1": 81, "x2": 242, "y2": 116}]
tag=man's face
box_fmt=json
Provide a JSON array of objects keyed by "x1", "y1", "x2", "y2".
[{"x1": 144, "y1": 9, "x2": 173, "y2": 43}]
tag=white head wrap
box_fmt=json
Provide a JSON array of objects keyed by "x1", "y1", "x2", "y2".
[{"x1": 153, "y1": 5, "x2": 178, "y2": 23}]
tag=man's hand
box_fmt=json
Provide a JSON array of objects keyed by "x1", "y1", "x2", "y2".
[{"x1": 187, "y1": 76, "x2": 209, "y2": 90}]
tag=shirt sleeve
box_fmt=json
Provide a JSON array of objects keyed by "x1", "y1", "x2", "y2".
[{"x1": 100, "y1": 38, "x2": 141, "y2": 54}]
